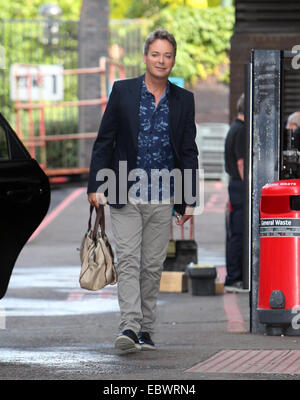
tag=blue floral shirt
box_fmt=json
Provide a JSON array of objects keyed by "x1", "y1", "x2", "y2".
[{"x1": 135, "y1": 78, "x2": 175, "y2": 202}]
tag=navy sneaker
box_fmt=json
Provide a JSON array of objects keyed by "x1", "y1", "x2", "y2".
[
  {"x1": 115, "y1": 329, "x2": 141, "y2": 352},
  {"x1": 138, "y1": 332, "x2": 156, "y2": 351}
]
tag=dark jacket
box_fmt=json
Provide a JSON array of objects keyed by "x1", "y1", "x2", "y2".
[{"x1": 87, "y1": 75, "x2": 198, "y2": 215}]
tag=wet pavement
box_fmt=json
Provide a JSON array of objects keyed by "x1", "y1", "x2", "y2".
[
  {"x1": 1, "y1": 266, "x2": 119, "y2": 317},
  {"x1": 1, "y1": 180, "x2": 300, "y2": 385}
]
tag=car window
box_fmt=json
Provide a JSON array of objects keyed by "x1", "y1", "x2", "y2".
[{"x1": 0, "y1": 125, "x2": 8, "y2": 160}]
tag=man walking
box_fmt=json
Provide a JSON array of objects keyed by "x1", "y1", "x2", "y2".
[{"x1": 87, "y1": 29, "x2": 198, "y2": 352}]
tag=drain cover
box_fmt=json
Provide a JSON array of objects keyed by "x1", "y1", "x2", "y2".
[{"x1": 185, "y1": 349, "x2": 300, "y2": 374}]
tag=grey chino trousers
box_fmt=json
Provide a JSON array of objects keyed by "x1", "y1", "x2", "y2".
[{"x1": 110, "y1": 200, "x2": 173, "y2": 335}]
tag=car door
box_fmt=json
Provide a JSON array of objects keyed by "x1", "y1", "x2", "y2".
[{"x1": 0, "y1": 112, "x2": 50, "y2": 299}]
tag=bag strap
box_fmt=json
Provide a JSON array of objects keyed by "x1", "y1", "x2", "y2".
[{"x1": 89, "y1": 205, "x2": 105, "y2": 239}]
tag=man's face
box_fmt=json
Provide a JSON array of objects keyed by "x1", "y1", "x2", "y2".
[{"x1": 143, "y1": 39, "x2": 175, "y2": 80}]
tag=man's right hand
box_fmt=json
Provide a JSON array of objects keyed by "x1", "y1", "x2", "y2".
[{"x1": 87, "y1": 192, "x2": 107, "y2": 208}]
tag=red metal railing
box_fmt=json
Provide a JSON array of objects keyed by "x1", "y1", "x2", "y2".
[{"x1": 13, "y1": 57, "x2": 125, "y2": 178}]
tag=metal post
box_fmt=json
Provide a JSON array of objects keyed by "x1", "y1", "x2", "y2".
[{"x1": 243, "y1": 62, "x2": 252, "y2": 294}]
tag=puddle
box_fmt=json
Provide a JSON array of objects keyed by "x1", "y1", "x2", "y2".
[
  {"x1": 1, "y1": 296, "x2": 119, "y2": 316},
  {"x1": 0, "y1": 266, "x2": 119, "y2": 316},
  {"x1": 0, "y1": 345, "x2": 114, "y2": 368},
  {"x1": 6, "y1": 266, "x2": 84, "y2": 289},
  {"x1": 0, "y1": 266, "x2": 166, "y2": 317}
]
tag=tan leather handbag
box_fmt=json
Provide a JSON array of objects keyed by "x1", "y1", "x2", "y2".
[{"x1": 79, "y1": 205, "x2": 117, "y2": 290}]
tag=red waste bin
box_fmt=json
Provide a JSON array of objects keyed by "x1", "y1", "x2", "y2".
[{"x1": 258, "y1": 179, "x2": 300, "y2": 335}]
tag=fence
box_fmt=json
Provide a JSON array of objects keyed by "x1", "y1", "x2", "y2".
[
  {"x1": 0, "y1": 19, "x2": 229, "y2": 182},
  {"x1": 0, "y1": 19, "x2": 78, "y2": 120},
  {"x1": 12, "y1": 58, "x2": 125, "y2": 178},
  {"x1": 0, "y1": 19, "x2": 147, "y2": 114},
  {"x1": 0, "y1": 18, "x2": 149, "y2": 179},
  {"x1": 110, "y1": 19, "x2": 151, "y2": 78},
  {"x1": 196, "y1": 123, "x2": 229, "y2": 180}
]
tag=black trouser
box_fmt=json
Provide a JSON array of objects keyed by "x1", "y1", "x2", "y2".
[{"x1": 225, "y1": 179, "x2": 244, "y2": 285}]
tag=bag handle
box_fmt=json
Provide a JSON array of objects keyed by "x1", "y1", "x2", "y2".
[{"x1": 88, "y1": 205, "x2": 105, "y2": 239}]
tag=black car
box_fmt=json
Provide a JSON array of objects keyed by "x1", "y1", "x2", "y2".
[{"x1": 0, "y1": 113, "x2": 50, "y2": 298}]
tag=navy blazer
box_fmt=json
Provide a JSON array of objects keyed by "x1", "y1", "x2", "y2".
[{"x1": 87, "y1": 75, "x2": 198, "y2": 215}]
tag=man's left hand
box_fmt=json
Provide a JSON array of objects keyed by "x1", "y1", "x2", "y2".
[{"x1": 175, "y1": 206, "x2": 194, "y2": 226}]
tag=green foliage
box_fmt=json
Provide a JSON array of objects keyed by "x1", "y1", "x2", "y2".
[
  {"x1": 125, "y1": 0, "x2": 167, "y2": 18},
  {"x1": 0, "y1": 0, "x2": 81, "y2": 20},
  {"x1": 111, "y1": 4, "x2": 234, "y2": 84},
  {"x1": 0, "y1": 126, "x2": 8, "y2": 159},
  {"x1": 152, "y1": 6, "x2": 234, "y2": 83},
  {"x1": 43, "y1": 114, "x2": 79, "y2": 168},
  {"x1": 111, "y1": 0, "x2": 167, "y2": 19},
  {"x1": 0, "y1": 17, "x2": 79, "y2": 167},
  {"x1": 110, "y1": 19, "x2": 152, "y2": 77},
  {"x1": 207, "y1": 0, "x2": 222, "y2": 6},
  {"x1": 110, "y1": 0, "x2": 133, "y2": 19},
  {"x1": 110, "y1": 0, "x2": 225, "y2": 19}
]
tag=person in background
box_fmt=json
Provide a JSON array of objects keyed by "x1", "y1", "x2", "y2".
[
  {"x1": 224, "y1": 93, "x2": 247, "y2": 293},
  {"x1": 286, "y1": 111, "x2": 300, "y2": 150}
]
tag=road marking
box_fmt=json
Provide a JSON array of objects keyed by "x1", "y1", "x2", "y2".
[
  {"x1": 28, "y1": 187, "x2": 86, "y2": 242},
  {"x1": 223, "y1": 293, "x2": 246, "y2": 333},
  {"x1": 203, "y1": 192, "x2": 227, "y2": 214},
  {"x1": 216, "y1": 265, "x2": 226, "y2": 282},
  {"x1": 216, "y1": 267, "x2": 246, "y2": 333},
  {"x1": 214, "y1": 181, "x2": 224, "y2": 190}
]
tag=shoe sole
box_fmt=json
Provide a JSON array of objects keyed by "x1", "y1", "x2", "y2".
[
  {"x1": 115, "y1": 335, "x2": 141, "y2": 352},
  {"x1": 140, "y1": 343, "x2": 156, "y2": 351}
]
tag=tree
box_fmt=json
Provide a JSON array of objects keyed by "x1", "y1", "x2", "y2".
[{"x1": 152, "y1": 5, "x2": 234, "y2": 83}]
